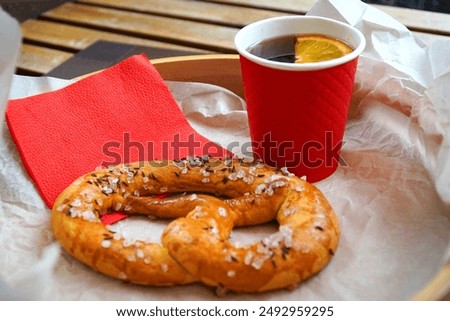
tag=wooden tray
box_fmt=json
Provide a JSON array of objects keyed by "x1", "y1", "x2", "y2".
[
  {"x1": 152, "y1": 54, "x2": 244, "y2": 99},
  {"x1": 151, "y1": 54, "x2": 449, "y2": 301}
]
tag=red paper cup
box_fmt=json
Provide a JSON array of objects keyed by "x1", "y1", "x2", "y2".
[{"x1": 234, "y1": 16, "x2": 365, "y2": 182}]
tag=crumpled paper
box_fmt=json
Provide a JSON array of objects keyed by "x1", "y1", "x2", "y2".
[{"x1": 1, "y1": 0, "x2": 449, "y2": 300}]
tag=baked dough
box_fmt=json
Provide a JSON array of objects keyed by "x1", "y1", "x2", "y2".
[{"x1": 51, "y1": 156, "x2": 340, "y2": 292}]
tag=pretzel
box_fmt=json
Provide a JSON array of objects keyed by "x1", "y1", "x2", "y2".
[{"x1": 51, "y1": 156, "x2": 340, "y2": 293}]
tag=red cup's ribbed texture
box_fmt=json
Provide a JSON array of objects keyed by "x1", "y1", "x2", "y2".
[{"x1": 240, "y1": 56, "x2": 358, "y2": 182}]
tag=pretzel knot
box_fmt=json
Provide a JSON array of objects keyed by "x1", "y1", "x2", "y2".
[{"x1": 51, "y1": 156, "x2": 340, "y2": 293}]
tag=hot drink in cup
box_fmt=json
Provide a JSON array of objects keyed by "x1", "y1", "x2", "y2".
[
  {"x1": 248, "y1": 34, "x2": 353, "y2": 63},
  {"x1": 234, "y1": 16, "x2": 365, "y2": 182}
]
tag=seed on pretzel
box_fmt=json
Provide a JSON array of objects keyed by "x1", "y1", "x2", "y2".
[
  {"x1": 51, "y1": 156, "x2": 281, "y2": 285},
  {"x1": 161, "y1": 163, "x2": 340, "y2": 293},
  {"x1": 51, "y1": 156, "x2": 339, "y2": 291},
  {"x1": 51, "y1": 167, "x2": 197, "y2": 286}
]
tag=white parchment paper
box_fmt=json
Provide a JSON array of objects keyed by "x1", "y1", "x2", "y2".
[{"x1": 1, "y1": 0, "x2": 449, "y2": 300}]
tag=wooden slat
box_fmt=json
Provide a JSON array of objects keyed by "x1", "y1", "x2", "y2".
[
  {"x1": 41, "y1": 2, "x2": 238, "y2": 52},
  {"x1": 203, "y1": 0, "x2": 313, "y2": 13},
  {"x1": 372, "y1": 4, "x2": 450, "y2": 35},
  {"x1": 205, "y1": 0, "x2": 450, "y2": 36},
  {"x1": 77, "y1": 0, "x2": 286, "y2": 28},
  {"x1": 413, "y1": 30, "x2": 450, "y2": 45},
  {"x1": 21, "y1": 19, "x2": 212, "y2": 53},
  {"x1": 17, "y1": 44, "x2": 73, "y2": 75},
  {"x1": 112, "y1": 0, "x2": 450, "y2": 45}
]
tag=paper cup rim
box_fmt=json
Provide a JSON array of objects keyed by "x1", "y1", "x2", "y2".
[{"x1": 234, "y1": 16, "x2": 366, "y2": 71}]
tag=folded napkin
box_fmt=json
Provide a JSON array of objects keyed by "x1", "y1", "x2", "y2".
[{"x1": 6, "y1": 54, "x2": 226, "y2": 223}]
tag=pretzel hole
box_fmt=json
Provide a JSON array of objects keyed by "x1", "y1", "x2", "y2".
[
  {"x1": 106, "y1": 215, "x2": 170, "y2": 245},
  {"x1": 229, "y1": 221, "x2": 278, "y2": 246}
]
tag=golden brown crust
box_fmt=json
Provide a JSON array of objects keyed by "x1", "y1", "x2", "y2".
[{"x1": 51, "y1": 156, "x2": 340, "y2": 292}]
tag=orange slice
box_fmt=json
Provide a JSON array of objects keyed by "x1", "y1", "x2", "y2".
[{"x1": 294, "y1": 34, "x2": 353, "y2": 63}]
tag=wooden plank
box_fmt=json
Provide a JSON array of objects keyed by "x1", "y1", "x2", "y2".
[
  {"x1": 372, "y1": 4, "x2": 450, "y2": 35},
  {"x1": 205, "y1": 0, "x2": 450, "y2": 35},
  {"x1": 413, "y1": 30, "x2": 450, "y2": 45},
  {"x1": 41, "y1": 2, "x2": 238, "y2": 52},
  {"x1": 17, "y1": 43, "x2": 73, "y2": 75},
  {"x1": 21, "y1": 20, "x2": 212, "y2": 53},
  {"x1": 78, "y1": 0, "x2": 286, "y2": 28},
  {"x1": 203, "y1": 0, "x2": 313, "y2": 13}
]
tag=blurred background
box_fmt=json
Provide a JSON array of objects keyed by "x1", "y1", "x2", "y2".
[
  {"x1": 0, "y1": 0, "x2": 449, "y2": 23},
  {"x1": 363, "y1": 0, "x2": 450, "y2": 13}
]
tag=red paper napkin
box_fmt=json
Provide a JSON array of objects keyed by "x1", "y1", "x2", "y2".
[{"x1": 6, "y1": 54, "x2": 227, "y2": 219}]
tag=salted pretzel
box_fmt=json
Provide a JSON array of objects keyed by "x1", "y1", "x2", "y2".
[{"x1": 51, "y1": 156, "x2": 340, "y2": 292}]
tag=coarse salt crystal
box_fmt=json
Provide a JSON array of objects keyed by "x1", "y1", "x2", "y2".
[
  {"x1": 237, "y1": 170, "x2": 245, "y2": 179},
  {"x1": 136, "y1": 249, "x2": 144, "y2": 259},
  {"x1": 101, "y1": 240, "x2": 112, "y2": 248},
  {"x1": 280, "y1": 167, "x2": 290, "y2": 175},
  {"x1": 218, "y1": 207, "x2": 227, "y2": 217},
  {"x1": 81, "y1": 210, "x2": 96, "y2": 221},
  {"x1": 69, "y1": 207, "x2": 79, "y2": 218},
  {"x1": 70, "y1": 198, "x2": 82, "y2": 207},
  {"x1": 243, "y1": 175, "x2": 255, "y2": 184},
  {"x1": 284, "y1": 208, "x2": 294, "y2": 216},
  {"x1": 108, "y1": 177, "x2": 119, "y2": 185},
  {"x1": 273, "y1": 180, "x2": 286, "y2": 188},
  {"x1": 265, "y1": 186, "x2": 274, "y2": 196},
  {"x1": 244, "y1": 251, "x2": 254, "y2": 265},
  {"x1": 210, "y1": 226, "x2": 219, "y2": 236},
  {"x1": 228, "y1": 173, "x2": 237, "y2": 181},
  {"x1": 160, "y1": 264, "x2": 169, "y2": 273},
  {"x1": 255, "y1": 184, "x2": 266, "y2": 194},
  {"x1": 251, "y1": 257, "x2": 265, "y2": 270}
]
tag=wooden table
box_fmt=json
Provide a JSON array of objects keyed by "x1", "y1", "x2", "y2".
[{"x1": 16, "y1": 0, "x2": 450, "y2": 76}]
